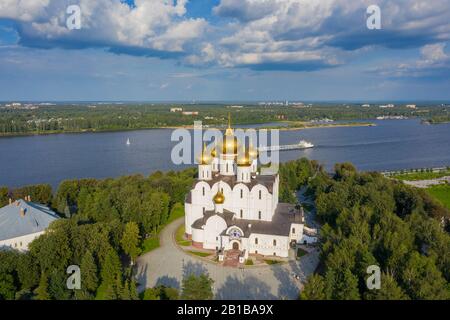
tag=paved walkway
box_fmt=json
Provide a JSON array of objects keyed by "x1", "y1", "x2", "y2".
[
  {"x1": 135, "y1": 218, "x2": 319, "y2": 300},
  {"x1": 403, "y1": 176, "x2": 450, "y2": 188}
]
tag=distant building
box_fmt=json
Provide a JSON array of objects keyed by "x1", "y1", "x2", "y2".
[
  {"x1": 182, "y1": 111, "x2": 199, "y2": 116},
  {"x1": 0, "y1": 198, "x2": 59, "y2": 251},
  {"x1": 170, "y1": 107, "x2": 183, "y2": 112},
  {"x1": 379, "y1": 104, "x2": 395, "y2": 108},
  {"x1": 406, "y1": 104, "x2": 417, "y2": 109},
  {"x1": 362, "y1": 104, "x2": 370, "y2": 107}
]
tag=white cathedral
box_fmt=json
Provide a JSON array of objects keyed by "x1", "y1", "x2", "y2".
[{"x1": 184, "y1": 117, "x2": 317, "y2": 262}]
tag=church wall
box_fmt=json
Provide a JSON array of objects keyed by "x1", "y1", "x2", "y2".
[
  {"x1": 192, "y1": 227, "x2": 204, "y2": 245},
  {"x1": 230, "y1": 184, "x2": 251, "y2": 219},
  {"x1": 249, "y1": 185, "x2": 274, "y2": 221},
  {"x1": 289, "y1": 223, "x2": 304, "y2": 242},
  {"x1": 203, "y1": 215, "x2": 227, "y2": 250},
  {"x1": 247, "y1": 233, "x2": 290, "y2": 258}
]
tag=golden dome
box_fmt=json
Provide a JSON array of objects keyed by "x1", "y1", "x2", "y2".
[
  {"x1": 213, "y1": 190, "x2": 225, "y2": 204},
  {"x1": 248, "y1": 145, "x2": 259, "y2": 159},
  {"x1": 237, "y1": 147, "x2": 251, "y2": 167},
  {"x1": 198, "y1": 143, "x2": 211, "y2": 165},
  {"x1": 221, "y1": 113, "x2": 239, "y2": 154},
  {"x1": 222, "y1": 135, "x2": 238, "y2": 154},
  {"x1": 210, "y1": 146, "x2": 217, "y2": 158}
]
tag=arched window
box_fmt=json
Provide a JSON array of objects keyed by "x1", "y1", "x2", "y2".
[
  {"x1": 240, "y1": 189, "x2": 243, "y2": 198},
  {"x1": 273, "y1": 239, "x2": 277, "y2": 246},
  {"x1": 240, "y1": 209, "x2": 243, "y2": 218},
  {"x1": 258, "y1": 211, "x2": 261, "y2": 220},
  {"x1": 202, "y1": 187, "x2": 205, "y2": 196},
  {"x1": 255, "y1": 238, "x2": 258, "y2": 245},
  {"x1": 292, "y1": 227, "x2": 296, "y2": 234},
  {"x1": 259, "y1": 190, "x2": 262, "y2": 200}
]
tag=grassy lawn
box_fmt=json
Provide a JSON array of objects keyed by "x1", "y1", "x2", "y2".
[
  {"x1": 425, "y1": 184, "x2": 450, "y2": 210},
  {"x1": 175, "y1": 224, "x2": 191, "y2": 246},
  {"x1": 140, "y1": 202, "x2": 185, "y2": 254},
  {"x1": 245, "y1": 259, "x2": 254, "y2": 266},
  {"x1": 392, "y1": 169, "x2": 450, "y2": 181},
  {"x1": 187, "y1": 250, "x2": 211, "y2": 257},
  {"x1": 141, "y1": 237, "x2": 160, "y2": 254},
  {"x1": 166, "y1": 202, "x2": 185, "y2": 224}
]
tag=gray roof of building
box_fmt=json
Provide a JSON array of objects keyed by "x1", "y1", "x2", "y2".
[
  {"x1": 0, "y1": 200, "x2": 60, "y2": 241},
  {"x1": 191, "y1": 203, "x2": 303, "y2": 237}
]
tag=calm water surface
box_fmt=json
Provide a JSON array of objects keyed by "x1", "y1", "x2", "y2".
[{"x1": 1, "y1": 119, "x2": 449, "y2": 189}]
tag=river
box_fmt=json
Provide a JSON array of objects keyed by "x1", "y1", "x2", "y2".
[{"x1": 0, "y1": 119, "x2": 449, "y2": 189}]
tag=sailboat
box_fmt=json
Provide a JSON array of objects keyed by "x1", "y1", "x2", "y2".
[{"x1": 126, "y1": 138, "x2": 131, "y2": 146}]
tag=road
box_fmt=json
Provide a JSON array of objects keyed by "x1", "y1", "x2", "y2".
[{"x1": 135, "y1": 217, "x2": 319, "y2": 300}]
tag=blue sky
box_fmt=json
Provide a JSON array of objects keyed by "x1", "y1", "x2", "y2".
[{"x1": 0, "y1": 0, "x2": 449, "y2": 102}]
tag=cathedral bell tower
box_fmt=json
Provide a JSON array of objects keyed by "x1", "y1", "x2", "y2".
[
  {"x1": 198, "y1": 143, "x2": 212, "y2": 181},
  {"x1": 220, "y1": 113, "x2": 238, "y2": 176},
  {"x1": 237, "y1": 146, "x2": 252, "y2": 183}
]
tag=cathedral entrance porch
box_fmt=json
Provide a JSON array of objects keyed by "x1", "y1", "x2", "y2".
[{"x1": 223, "y1": 249, "x2": 240, "y2": 267}]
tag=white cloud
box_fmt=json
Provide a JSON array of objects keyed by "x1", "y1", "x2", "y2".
[
  {"x1": 0, "y1": 0, "x2": 207, "y2": 53},
  {"x1": 206, "y1": 0, "x2": 450, "y2": 70},
  {"x1": 2, "y1": 0, "x2": 450, "y2": 72},
  {"x1": 369, "y1": 43, "x2": 450, "y2": 78}
]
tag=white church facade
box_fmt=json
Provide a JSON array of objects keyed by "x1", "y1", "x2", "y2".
[{"x1": 184, "y1": 117, "x2": 317, "y2": 262}]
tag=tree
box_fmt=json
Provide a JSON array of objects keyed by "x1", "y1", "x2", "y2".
[
  {"x1": 120, "y1": 280, "x2": 132, "y2": 300},
  {"x1": 0, "y1": 273, "x2": 16, "y2": 300},
  {"x1": 80, "y1": 250, "x2": 98, "y2": 293},
  {"x1": 129, "y1": 279, "x2": 139, "y2": 300},
  {"x1": 35, "y1": 273, "x2": 50, "y2": 300},
  {"x1": 121, "y1": 222, "x2": 141, "y2": 264},
  {"x1": 97, "y1": 248, "x2": 122, "y2": 300},
  {"x1": 49, "y1": 269, "x2": 71, "y2": 300},
  {"x1": 16, "y1": 253, "x2": 39, "y2": 290},
  {"x1": 323, "y1": 268, "x2": 360, "y2": 300},
  {"x1": 300, "y1": 274, "x2": 327, "y2": 300},
  {"x1": 365, "y1": 273, "x2": 409, "y2": 300},
  {"x1": 401, "y1": 252, "x2": 449, "y2": 300},
  {"x1": 181, "y1": 274, "x2": 214, "y2": 300},
  {"x1": 0, "y1": 186, "x2": 9, "y2": 207},
  {"x1": 142, "y1": 288, "x2": 160, "y2": 300},
  {"x1": 12, "y1": 184, "x2": 52, "y2": 205},
  {"x1": 334, "y1": 162, "x2": 357, "y2": 180}
]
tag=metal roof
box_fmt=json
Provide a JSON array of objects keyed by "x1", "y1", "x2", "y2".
[{"x1": 0, "y1": 200, "x2": 59, "y2": 241}]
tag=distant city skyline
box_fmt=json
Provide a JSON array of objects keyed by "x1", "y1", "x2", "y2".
[{"x1": 1, "y1": 0, "x2": 450, "y2": 101}]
